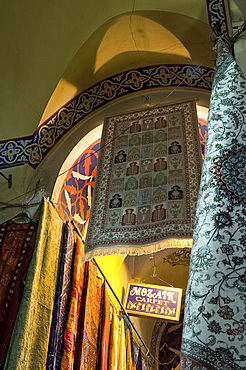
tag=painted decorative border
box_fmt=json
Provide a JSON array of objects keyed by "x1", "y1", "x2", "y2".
[
  {"x1": 206, "y1": 0, "x2": 229, "y2": 36},
  {"x1": 0, "y1": 64, "x2": 214, "y2": 169}
]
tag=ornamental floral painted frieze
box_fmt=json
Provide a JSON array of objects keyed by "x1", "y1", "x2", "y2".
[
  {"x1": 0, "y1": 2, "x2": 228, "y2": 170},
  {"x1": 206, "y1": 0, "x2": 229, "y2": 36},
  {"x1": 0, "y1": 65, "x2": 214, "y2": 169}
]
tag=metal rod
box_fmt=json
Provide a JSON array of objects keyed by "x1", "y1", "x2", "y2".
[
  {"x1": 0, "y1": 172, "x2": 12, "y2": 188},
  {"x1": 70, "y1": 219, "x2": 150, "y2": 356},
  {"x1": 0, "y1": 171, "x2": 9, "y2": 181},
  {"x1": 92, "y1": 257, "x2": 149, "y2": 355}
]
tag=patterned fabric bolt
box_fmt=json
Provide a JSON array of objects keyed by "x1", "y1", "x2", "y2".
[
  {"x1": 3, "y1": 198, "x2": 64, "y2": 370},
  {"x1": 117, "y1": 317, "x2": 126, "y2": 370},
  {"x1": 61, "y1": 235, "x2": 85, "y2": 370},
  {"x1": 108, "y1": 307, "x2": 120, "y2": 369},
  {"x1": 136, "y1": 348, "x2": 143, "y2": 370},
  {"x1": 77, "y1": 262, "x2": 102, "y2": 370},
  {"x1": 46, "y1": 222, "x2": 75, "y2": 370},
  {"x1": 180, "y1": 39, "x2": 246, "y2": 369},
  {"x1": 96, "y1": 281, "x2": 111, "y2": 370},
  {"x1": 0, "y1": 220, "x2": 38, "y2": 369},
  {"x1": 126, "y1": 328, "x2": 135, "y2": 370}
]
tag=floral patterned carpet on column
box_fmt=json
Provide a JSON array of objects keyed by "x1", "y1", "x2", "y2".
[{"x1": 180, "y1": 40, "x2": 246, "y2": 369}]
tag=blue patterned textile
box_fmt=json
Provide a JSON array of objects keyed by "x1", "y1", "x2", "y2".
[
  {"x1": 46, "y1": 222, "x2": 75, "y2": 370},
  {"x1": 180, "y1": 40, "x2": 246, "y2": 369},
  {"x1": 0, "y1": 64, "x2": 214, "y2": 170}
]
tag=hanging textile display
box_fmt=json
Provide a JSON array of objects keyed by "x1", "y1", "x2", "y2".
[
  {"x1": 96, "y1": 281, "x2": 111, "y2": 370},
  {"x1": 4, "y1": 198, "x2": 64, "y2": 370},
  {"x1": 180, "y1": 40, "x2": 246, "y2": 369},
  {"x1": 108, "y1": 307, "x2": 120, "y2": 369},
  {"x1": 126, "y1": 328, "x2": 135, "y2": 370},
  {"x1": 84, "y1": 100, "x2": 202, "y2": 260},
  {"x1": 136, "y1": 348, "x2": 143, "y2": 370},
  {"x1": 46, "y1": 222, "x2": 75, "y2": 370},
  {"x1": 61, "y1": 235, "x2": 85, "y2": 369},
  {"x1": 0, "y1": 219, "x2": 38, "y2": 369},
  {"x1": 117, "y1": 317, "x2": 127, "y2": 370},
  {"x1": 75, "y1": 262, "x2": 103, "y2": 370}
]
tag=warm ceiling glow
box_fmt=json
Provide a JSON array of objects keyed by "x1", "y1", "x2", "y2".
[
  {"x1": 95, "y1": 15, "x2": 191, "y2": 73},
  {"x1": 39, "y1": 78, "x2": 78, "y2": 126}
]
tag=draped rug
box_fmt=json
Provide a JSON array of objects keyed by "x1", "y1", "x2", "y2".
[
  {"x1": 136, "y1": 348, "x2": 143, "y2": 370},
  {"x1": 61, "y1": 235, "x2": 85, "y2": 370},
  {"x1": 96, "y1": 281, "x2": 111, "y2": 370},
  {"x1": 4, "y1": 198, "x2": 64, "y2": 370},
  {"x1": 77, "y1": 262, "x2": 102, "y2": 370},
  {"x1": 46, "y1": 222, "x2": 75, "y2": 370},
  {"x1": 180, "y1": 40, "x2": 246, "y2": 369},
  {"x1": 126, "y1": 327, "x2": 136, "y2": 370},
  {"x1": 85, "y1": 100, "x2": 202, "y2": 259},
  {"x1": 108, "y1": 307, "x2": 120, "y2": 369},
  {"x1": 118, "y1": 317, "x2": 127, "y2": 370},
  {"x1": 0, "y1": 220, "x2": 38, "y2": 369}
]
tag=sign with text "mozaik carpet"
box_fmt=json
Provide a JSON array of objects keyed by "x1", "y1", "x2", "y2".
[
  {"x1": 124, "y1": 282, "x2": 182, "y2": 321},
  {"x1": 84, "y1": 100, "x2": 202, "y2": 260}
]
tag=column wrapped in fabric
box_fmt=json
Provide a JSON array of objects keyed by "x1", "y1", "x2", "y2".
[{"x1": 180, "y1": 39, "x2": 246, "y2": 369}]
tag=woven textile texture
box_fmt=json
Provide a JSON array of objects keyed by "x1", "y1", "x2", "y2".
[
  {"x1": 46, "y1": 222, "x2": 75, "y2": 370},
  {"x1": 61, "y1": 235, "x2": 85, "y2": 370},
  {"x1": 0, "y1": 220, "x2": 38, "y2": 369},
  {"x1": 76, "y1": 262, "x2": 102, "y2": 370},
  {"x1": 4, "y1": 198, "x2": 64, "y2": 370},
  {"x1": 96, "y1": 281, "x2": 111, "y2": 370},
  {"x1": 180, "y1": 40, "x2": 246, "y2": 369},
  {"x1": 85, "y1": 100, "x2": 202, "y2": 260}
]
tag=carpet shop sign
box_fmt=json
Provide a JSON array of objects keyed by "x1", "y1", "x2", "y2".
[{"x1": 124, "y1": 282, "x2": 182, "y2": 321}]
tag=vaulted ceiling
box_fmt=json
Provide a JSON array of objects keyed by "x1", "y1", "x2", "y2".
[{"x1": 0, "y1": 1, "x2": 245, "y2": 142}]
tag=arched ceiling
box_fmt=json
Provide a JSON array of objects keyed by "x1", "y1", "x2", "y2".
[
  {"x1": 40, "y1": 10, "x2": 215, "y2": 124},
  {"x1": 1, "y1": 0, "x2": 214, "y2": 141},
  {"x1": 0, "y1": 0, "x2": 244, "y2": 143}
]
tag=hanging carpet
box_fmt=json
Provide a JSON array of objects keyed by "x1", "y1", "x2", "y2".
[
  {"x1": 180, "y1": 40, "x2": 246, "y2": 369},
  {"x1": 0, "y1": 220, "x2": 38, "y2": 369},
  {"x1": 76, "y1": 262, "x2": 103, "y2": 370},
  {"x1": 108, "y1": 307, "x2": 120, "y2": 369},
  {"x1": 96, "y1": 281, "x2": 111, "y2": 370},
  {"x1": 126, "y1": 328, "x2": 136, "y2": 370},
  {"x1": 85, "y1": 100, "x2": 202, "y2": 260},
  {"x1": 4, "y1": 198, "x2": 64, "y2": 370},
  {"x1": 61, "y1": 235, "x2": 85, "y2": 369},
  {"x1": 46, "y1": 222, "x2": 75, "y2": 370}
]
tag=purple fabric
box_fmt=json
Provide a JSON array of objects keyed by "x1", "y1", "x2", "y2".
[{"x1": 136, "y1": 348, "x2": 143, "y2": 370}]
